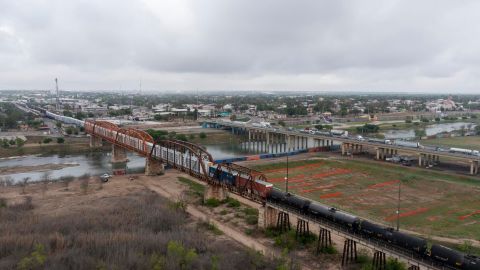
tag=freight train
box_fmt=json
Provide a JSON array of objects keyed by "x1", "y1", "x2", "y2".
[
  {"x1": 44, "y1": 110, "x2": 479, "y2": 269},
  {"x1": 208, "y1": 166, "x2": 479, "y2": 270}
]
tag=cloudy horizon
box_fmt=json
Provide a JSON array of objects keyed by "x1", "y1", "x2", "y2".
[{"x1": 1, "y1": 0, "x2": 480, "y2": 93}]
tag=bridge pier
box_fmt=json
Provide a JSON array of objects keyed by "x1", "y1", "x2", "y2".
[
  {"x1": 111, "y1": 144, "x2": 127, "y2": 163},
  {"x1": 407, "y1": 264, "x2": 420, "y2": 270},
  {"x1": 145, "y1": 158, "x2": 164, "y2": 176},
  {"x1": 295, "y1": 218, "x2": 310, "y2": 238},
  {"x1": 276, "y1": 211, "x2": 291, "y2": 232},
  {"x1": 372, "y1": 250, "x2": 386, "y2": 270},
  {"x1": 341, "y1": 239, "x2": 357, "y2": 266},
  {"x1": 204, "y1": 184, "x2": 227, "y2": 201},
  {"x1": 316, "y1": 228, "x2": 332, "y2": 254},
  {"x1": 89, "y1": 136, "x2": 102, "y2": 147},
  {"x1": 258, "y1": 205, "x2": 279, "y2": 229},
  {"x1": 470, "y1": 160, "x2": 479, "y2": 175}
]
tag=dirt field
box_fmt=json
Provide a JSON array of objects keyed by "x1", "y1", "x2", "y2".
[
  {"x1": 247, "y1": 153, "x2": 480, "y2": 242},
  {"x1": 0, "y1": 171, "x2": 349, "y2": 270}
]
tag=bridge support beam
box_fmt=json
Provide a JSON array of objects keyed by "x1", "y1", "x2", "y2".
[
  {"x1": 407, "y1": 264, "x2": 420, "y2": 270},
  {"x1": 276, "y1": 211, "x2": 291, "y2": 233},
  {"x1": 470, "y1": 160, "x2": 479, "y2": 175},
  {"x1": 372, "y1": 250, "x2": 386, "y2": 270},
  {"x1": 204, "y1": 185, "x2": 227, "y2": 202},
  {"x1": 295, "y1": 218, "x2": 309, "y2": 239},
  {"x1": 341, "y1": 239, "x2": 357, "y2": 266},
  {"x1": 258, "y1": 205, "x2": 279, "y2": 229},
  {"x1": 111, "y1": 144, "x2": 127, "y2": 163},
  {"x1": 316, "y1": 228, "x2": 332, "y2": 254},
  {"x1": 145, "y1": 158, "x2": 164, "y2": 176},
  {"x1": 89, "y1": 136, "x2": 102, "y2": 147}
]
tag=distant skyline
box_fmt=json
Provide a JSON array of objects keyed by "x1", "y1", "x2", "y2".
[{"x1": 1, "y1": 1, "x2": 480, "y2": 93}]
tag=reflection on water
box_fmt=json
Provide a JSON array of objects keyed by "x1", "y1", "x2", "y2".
[{"x1": 384, "y1": 122, "x2": 476, "y2": 139}]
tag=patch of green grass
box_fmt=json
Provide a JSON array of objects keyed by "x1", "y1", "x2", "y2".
[
  {"x1": 178, "y1": 177, "x2": 205, "y2": 197},
  {"x1": 224, "y1": 197, "x2": 241, "y2": 208},
  {"x1": 204, "y1": 198, "x2": 221, "y2": 208},
  {"x1": 242, "y1": 207, "x2": 259, "y2": 216},
  {"x1": 198, "y1": 221, "x2": 223, "y2": 235},
  {"x1": 317, "y1": 245, "x2": 336, "y2": 255},
  {"x1": 245, "y1": 215, "x2": 258, "y2": 225}
]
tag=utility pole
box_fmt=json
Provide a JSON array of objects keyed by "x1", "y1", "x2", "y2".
[
  {"x1": 396, "y1": 180, "x2": 402, "y2": 231},
  {"x1": 55, "y1": 78, "x2": 60, "y2": 111},
  {"x1": 285, "y1": 153, "x2": 289, "y2": 193}
]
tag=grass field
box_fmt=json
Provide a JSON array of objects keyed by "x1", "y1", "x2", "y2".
[
  {"x1": 422, "y1": 136, "x2": 480, "y2": 150},
  {"x1": 252, "y1": 156, "x2": 480, "y2": 240}
]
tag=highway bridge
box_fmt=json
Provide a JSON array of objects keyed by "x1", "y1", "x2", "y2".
[{"x1": 203, "y1": 120, "x2": 480, "y2": 175}]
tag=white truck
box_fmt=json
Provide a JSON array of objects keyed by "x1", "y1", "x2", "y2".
[
  {"x1": 330, "y1": 130, "x2": 348, "y2": 137},
  {"x1": 393, "y1": 140, "x2": 423, "y2": 148}
]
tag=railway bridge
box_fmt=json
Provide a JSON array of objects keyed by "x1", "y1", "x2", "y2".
[{"x1": 82, "y1": 119, "x2": 448, "y2": 270}]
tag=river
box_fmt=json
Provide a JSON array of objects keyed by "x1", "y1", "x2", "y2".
[{"x1": 0, "y1": 143, "x2": 275, "y2": 183}]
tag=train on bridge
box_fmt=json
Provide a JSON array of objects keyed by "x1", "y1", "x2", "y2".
[{"x1": 33, "y1": 108, "x2": 480, "y2": 270}]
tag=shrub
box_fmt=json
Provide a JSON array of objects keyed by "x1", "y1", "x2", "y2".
[
  {"x1": 189, "y1": 134, "x2": 195, "y2": 140},
  {"x1": 204, "y1": 198, "x2": 221, "y2": 208},
  {"x1": 435, "y1": 117, "x2": 441, "y2": 122},
  {"x1": 17, "y1": 244, "x2": 47, "y2": 270},
  {"x1": 43, "y1": 138, "x2": 52, "y2": 144},
  {"x1": 405, "y1": 119, "x2": 412, "y2": 124},
  {"x1": 57, "y1": 137, "x2": 65, "y2": 144},
  {"x1": 225, "y1": 197, "x2": 241, "y2": 208},
  {"x1": 245, "y1": 215, "x2": 258, "y2": 225},
  {"x1": 199, "y1": 132, "x2": 207, "y2": 139}
]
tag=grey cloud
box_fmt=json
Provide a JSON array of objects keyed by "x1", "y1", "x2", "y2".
[{"x1": 0, "y1": 0, "x2": 479, "y2": 92}]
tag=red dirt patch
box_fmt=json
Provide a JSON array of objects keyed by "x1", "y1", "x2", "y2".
[
  {"x1": 458, "y1": 210, "x2": 480, "y2": 221},
  {"x1": 320, "y1": 192, "x2": 342, "y2": 199},
  {"x1": 310, "y1": 168, "x2": 351, "y2": 179},
  {"x1": 301, "y1": 184, "x2": 337, "y2": 193},
  {"x1": 262, "y1": 162, "x2": 323, "y2": 173},
  {"x1": 385, "y1": 207, "x2": 429, "y2": 221},
  {"x1": 368, "y1": 180, "x2": 399, "y2": 189}
]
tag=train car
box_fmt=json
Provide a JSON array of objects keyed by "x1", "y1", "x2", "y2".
[
  {"x1": 359, "y1": 220, "x2": 389, "y2": 240},
  {"x1": 464, "y1": 255, "x2": 480, "y2": 270},
  {"x1": 307, "y1": 202, "x2": 334, "y2": 221},
  {"x1": 330, "y1": 208, "x2": 360, "y2": 231},
  {"x1": 251, "y1": 179, "x2": 273, "y2": 199},
  {"x1": 268, "y1": 188, "x2": 288, "y2": 204},
  {"x1": 431, "y1": 244, "x2": 464, "y2": 269},
  {"x1": 284, "y1": 192, "x2": 310, "y2": 212},
  {"x1": 386, "y1": 230, "x2": 427, "y2": 254}
]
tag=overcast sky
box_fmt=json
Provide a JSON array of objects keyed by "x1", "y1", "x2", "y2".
[{"x1": 1, "y1": 0, "x2": 479, "y2": 93}]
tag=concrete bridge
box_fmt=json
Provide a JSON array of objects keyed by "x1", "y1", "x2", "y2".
[{"x1": 203, "y1": 120, "x2": 480, "y2": 175}]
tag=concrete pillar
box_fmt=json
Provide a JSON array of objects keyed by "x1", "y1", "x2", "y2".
[
  {"x1": 418, "y1": 154, "x2": 423, "y2": 167},
  {"x1": 145, "y1": 158, "x2": 165, "y2": 176},
  {"x1": 305, "y1": 137, "x2": 308, "y2": 149},
  {"x1": 89, "y1": 136, "x2": 102, "y2": 147},
  {"x1": 258, "y1": 205, "x2": 279, "y2": 229},
  {"x1": 376, "y1": 148, "x2": 380, "y2": 160},
  {"x1": 470, "y1": 160, "x2": 478, "y2": 175},
  {"x1": 204, "y1": 185, "x2": 227, "y2": 202},
  {"x1": 111, "y1": 144, "x2": 127, "y2": 163}
]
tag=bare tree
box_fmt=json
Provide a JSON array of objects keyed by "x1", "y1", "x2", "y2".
[
  {"x1": 20, "y1": 177, "x2": 30, "y2": 194},
  {"x1": 61, "y1": 175, "x2": 75, "y2": 191},
  {"x1": 41, "y1": 172, "x2": 51, "y2": 196}
]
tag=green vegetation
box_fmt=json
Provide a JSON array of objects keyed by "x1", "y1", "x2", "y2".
[
  {"x1": 108, "y1": 108, "x2": 132, "y2": 116},
  {"x1": 356, "y1": 124, "x2": 380, "y2": 133},
  {"x1": 225, "y1": 197, "x2": 241, "y2": 208},
  {"x1": 42, "y1": 138, "x2": 52, "y2": 144},
  {"x1": 199, "y1": 132, "x2": 207, "y2": 139},
  {"x1": 17, "y1": 244, "x2": 47, "y2": 270},
  {"x1": 198, "y1": 221, "x2": 223, "y2": 235},
  {"x1": 178, "y1": 177, "x2": 205, "y2": 197},
  {"x1": 56, "y1": 137, "x2": 65, "y2": 144},
  {"x1": 204, "y1": 198, "x2": 221, "y2": 208},
  {"x1": 423, "y1": 136, "x2": 480, "y2": 150}
]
